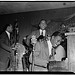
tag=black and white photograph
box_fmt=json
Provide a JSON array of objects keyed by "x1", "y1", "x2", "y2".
[{"x1": 0, "y1": 1, "x2": 75, "y2": 73}]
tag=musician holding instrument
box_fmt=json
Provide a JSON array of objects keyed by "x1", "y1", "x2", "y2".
[{"x1": 0, "y1": 24, "x2": 14, "y2": 71}]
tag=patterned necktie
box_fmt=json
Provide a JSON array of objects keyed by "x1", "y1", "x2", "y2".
[
  {"x1": 51, "y1": 47, "x2": 54, "y2": 56},
  {"x1": 49, "y1": 47, "x2": 55, "y2": 60},
  {"x1": 51, "y1": 47, "x2": 56, "y2": 56},
  {"x1": 41, "y1": 30, "x2": 43, "y2": 36}
]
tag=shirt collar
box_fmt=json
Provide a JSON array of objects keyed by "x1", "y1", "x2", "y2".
[
  {"x1": 6, "y1": 31, "x2": 10, "y2": 34},
  {"x1": 5, "y1": 31, "x2": 10, "y2": 38},
  {"x1": 40, "y1": 29, "x2": 45, "y2": 32}
]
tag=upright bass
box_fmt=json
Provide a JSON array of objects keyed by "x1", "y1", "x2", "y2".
[{"x1": 10, "y1": 20, "x2": 25, "y2": 71}]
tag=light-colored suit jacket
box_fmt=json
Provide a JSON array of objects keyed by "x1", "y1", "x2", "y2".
[
  {"x1": 26, "y1": 29, "x2": 48, "y2": 46},
  {"x1": 29, "y1": 40, "x2": 50, "y2": 71},
  {"x1": 50, "y1": 45, "x2": 66, "y2": 61},
  {"x1": 54, "y1": 45, "x2": 66, "y2": 61}
]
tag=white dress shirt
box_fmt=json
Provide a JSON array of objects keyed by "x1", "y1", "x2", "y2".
[
  {"x1": 47, "y1": 39, "x2": 52, "y2": 56},
  {"x1": 40, "y1": 29, "x2": 46, "y2": 36},
  {"x1": 6, "y1": 31, "x2": 10, "y2": 39},
  {"x1": 54, "y1": 45, "x2": 65, "y2": 61}
]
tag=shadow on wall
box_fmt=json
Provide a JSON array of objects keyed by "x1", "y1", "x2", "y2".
[{"x1": 0, "y1": 7, "x2": 75, "y2": 44}]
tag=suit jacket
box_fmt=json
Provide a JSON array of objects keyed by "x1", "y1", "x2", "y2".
[
  {"x1": 26, "y1": 29, "x2": 48, "y2": 46},
  {"x1": 49, "y1": 45, "x2": 66, "y2": 61},
  {"x1": 54, "y1": 45, "x2": 66, "y2": 61},
  {"x1": 29, "y1": 40, "x2": 50, "y2": 71},
  {"x1": 0, "y1": 32, "x2": 12, "y2": 65}
]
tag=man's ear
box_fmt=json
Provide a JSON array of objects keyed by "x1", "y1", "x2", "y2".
[
  {"x1": 7, "y1": 27, "x2": 9, "y2": 30},
  {"x1": 39, "y1": 23, "x2": 40, "y2": 27},
  {"x1": 52, "y1": 36, "x2": 54, "y2": 40}
]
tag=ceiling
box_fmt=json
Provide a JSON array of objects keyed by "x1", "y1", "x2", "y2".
[{"x1": 0, "y1": 2, "x2": 75, "y2": 15}]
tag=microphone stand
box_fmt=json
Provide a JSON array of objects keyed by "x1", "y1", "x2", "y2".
[
  {"x1": 31, "y1": 44, "x2": 35, "y2": 71},
  {"x1": 31, "y1": 35, "x2": 37, "y2": 71},
  {"x1": 13, "y1": 23, "x2": 19, "y2": 71}
]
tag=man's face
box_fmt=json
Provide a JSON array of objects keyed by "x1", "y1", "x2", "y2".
[
  {"x1": 39, "y1": 20, "x2": 47, "y2": 30},
  {"x1": 7, "y1": 25, "x2": 13, "y2": 33},
  {"x1": 51, "y1": 36, "x2": 62, "y2": 47}
]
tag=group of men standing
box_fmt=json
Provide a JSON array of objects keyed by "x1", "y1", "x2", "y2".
[
  {"x1": 26, "y1": 19, "x2": 66, "y2": 71},
  {"x1": 0, "y1": 24, "x2": 14, "y2": 71},
  {"x1": 0, "y1": 19, "x2": 66, "y2": 71}
]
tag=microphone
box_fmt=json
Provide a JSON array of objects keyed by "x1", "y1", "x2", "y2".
[{"x1": 31, "y1": 35, "x2": 37, "y2": 71}]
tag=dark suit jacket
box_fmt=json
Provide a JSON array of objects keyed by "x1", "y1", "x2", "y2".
[{"x1": 0, "y1": 32, "x2": 12, "y2": 66}]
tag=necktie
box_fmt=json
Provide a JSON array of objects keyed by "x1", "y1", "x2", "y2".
[
  {"x1": 41, "y1": 30, "x2": 43, "y2": 36},
  {"x1": 49, "y1": 47, "x2": 55, "y2": 60},
  {"x1": 52, "y1": 47, "x2": 56, "y2": 56},
  {"x1": 51, "y1": 47, "x2": 54, "y2": 56}
]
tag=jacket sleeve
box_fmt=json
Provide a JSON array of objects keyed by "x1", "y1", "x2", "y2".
[
  {"x1": 54, "y1": 45, "x2": 65, "y2": 61},
  {"x1": 0, "y1": 36, "x2": 12, "y2": 53}
]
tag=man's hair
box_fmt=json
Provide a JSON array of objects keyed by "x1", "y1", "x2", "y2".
[
  {"x1": 51, "y1": 31, "x2": 65, "y2": 40},
  {"x1": 4, "y1": 24, "x2": 12, "y2": 30},
  {"x1": 40, "y1": 19, "x2": 47, "y2": 23},
  {"x1": 38, "y1": 19, "x2": 47, "y2": 28}
]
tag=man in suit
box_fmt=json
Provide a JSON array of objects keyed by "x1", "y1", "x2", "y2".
[
  {"x1": 26, "y1": 19, "x2": 48, "y2": 46},
  {"x1": 50, "y1": 31, "x2": 66, "y2": 61},
  {"x1": 26, "y1": 19, "x2": 49, "y2": 71},
  {"x1": 0, "y1": 24, "x2": 13, "y2": 71},
  {"x1": 29, "y1": 31, "x2": 66, "y2": 71}
]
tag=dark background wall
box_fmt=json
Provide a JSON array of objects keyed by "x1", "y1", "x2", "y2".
[{"x1": 0, "y1": 7, "x2": 75, "y2": 43}]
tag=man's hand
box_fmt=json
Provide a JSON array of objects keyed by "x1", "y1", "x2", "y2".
[
  {"x1": 49, "y1": 56, "x2": 55, "y2": 61},
  {"x1": 11, "y1": 43, "x2": 19, "y2": 50},
  {"x1": 11, "y1": 43, "x2": 15, "y2": 48}
]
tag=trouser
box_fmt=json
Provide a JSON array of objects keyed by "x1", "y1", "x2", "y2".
[
  {"x1": 0, "y1": 57, "x2": 10, "y2": 71},
  {"x1": 22, "y1": 56, "x2": 28, "y2": 71},
  {"x1": 7, "y1": 52, "x2": 16, "y2": 71},
  {"x1": 23, "y1": 53, "x2": 30, "y2": 70},
  {"x1": 0, "y1": 62, "x2": 8, "y2": 71}
]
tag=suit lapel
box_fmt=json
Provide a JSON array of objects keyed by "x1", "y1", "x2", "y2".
[
  {"x1": 36, "y1": 30, "x2": 40, "y2": 38},
  {"x1": 5, "y1": 32, "x2": 10, "y2": 40},
  {"x1": 38, "y1": 30, "x2": 40, "y2": 36}
]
